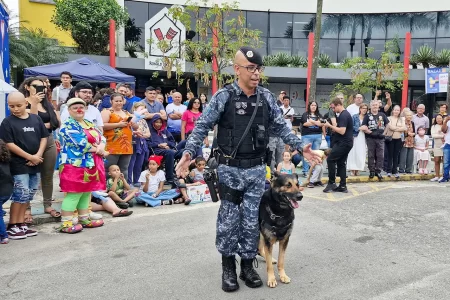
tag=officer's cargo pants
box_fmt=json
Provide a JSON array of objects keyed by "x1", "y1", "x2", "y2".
[{"x1": 216, "y1": 164, "x2": 265, "y2": 259}]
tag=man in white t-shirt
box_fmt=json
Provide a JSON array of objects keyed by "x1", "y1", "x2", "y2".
[
  {"x1": 440, "y1": 117, "x2": 450, "y2": 182},
  {"x1": 60, "y1": 81, "x2": 104, "y2": 131},
  {"x1": 346, "y1": 93, "x2": 363, "y2": 117},
  {"x1": 165, "y1": 92, "x2": 187, "y2": 142},
  {"x1": 281, "y1": 95, "x2": 295, "y2": 129}
]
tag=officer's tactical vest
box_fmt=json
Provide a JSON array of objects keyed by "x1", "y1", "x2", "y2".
[{"x1": 217, "y1": 87, "x2": 269, "y2": 159}]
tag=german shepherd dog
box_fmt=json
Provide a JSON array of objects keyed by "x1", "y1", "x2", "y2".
[{"x1": 258, "y1": 173, "x2": 303, "y2": 288}]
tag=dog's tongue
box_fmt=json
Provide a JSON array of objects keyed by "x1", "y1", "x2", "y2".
[{"x1": 290, "y1": 199, "x2": 299, "y2": 209}]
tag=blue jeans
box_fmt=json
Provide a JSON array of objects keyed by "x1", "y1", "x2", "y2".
[
  {"x1": 11, "y1": 173, "x2": 40, "y2": 204},
  {"x1": 128, "y1": 143, "x2": 149, "y2": 185},
  {"x1": 442, "y1": 144, "x2": 450, "y2": 181},
  {"x1": 0, "y1": 195, "x2": 10, "y2": 239},
  {"x1": 136, "y1": 189, "x2": 180, "y2": 207},
  {"x1": 301, "y1": 134, "x2": 322, "y2": 174},
  {"x1": 325, "y1": 135, "x2": 331, "y2": 148}
]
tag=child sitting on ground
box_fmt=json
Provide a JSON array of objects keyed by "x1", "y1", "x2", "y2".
[
  {"x1": 414, "y1": 126, "x2": 431, "y2": 174},
  {"x1": 91, "y1": 191, "x2": 133, "y2": 218},
  {"x1": 307, "y1": 149, "x2": 331, "y2": 188},
  {"x1": 0, "y1": 140, "x2": 13, "y2": 244},
  {"x1": 136, "y1": 155, "x2": 180, "y2": 207},
  {"x1": 174, "y1": 167, "x2": 206, "y2": 205},
  {"x1": 189, "y1": 157, "x2": 206, "y2": 183},
  {"x1": 277, "y1": 151, "x2": 296, "y2": 175},
  {"x1": 107, "y1": 165, "x2": 138, "y2": 209}
]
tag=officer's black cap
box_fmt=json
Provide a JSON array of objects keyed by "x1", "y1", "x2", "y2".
[{"x1": 239, "y1": 47, "x2": 263, "y2": 66}]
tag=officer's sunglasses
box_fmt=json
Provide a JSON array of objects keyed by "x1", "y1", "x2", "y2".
[{"x1": 236, "y1": 64, "x2": 265, "y2": 73}]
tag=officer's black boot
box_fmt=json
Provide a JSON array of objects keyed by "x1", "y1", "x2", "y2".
[
  {"x1": 221, "y1": 255, "x2": 239, "y2": 292},
  {"x1": 239, "y1": 258, "x2": 263, "y2": 288}
]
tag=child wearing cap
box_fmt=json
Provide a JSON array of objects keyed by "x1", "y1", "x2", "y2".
[{"x1": 135, "y1": 155, "x2": 180, "y2": 207}]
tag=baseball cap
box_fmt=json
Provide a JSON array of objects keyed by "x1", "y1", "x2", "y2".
[{"x1": 66, "y1": 98, "x2": 86, "y2": 107}]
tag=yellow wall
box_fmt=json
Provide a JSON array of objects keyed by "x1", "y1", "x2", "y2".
[{"x1": 19, "y1": 0, "x2": 76, "y2": 47}]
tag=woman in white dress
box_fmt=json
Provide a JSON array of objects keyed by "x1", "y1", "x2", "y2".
[
  {"x1": 430, "y1": 114, "x2": 445, "y2": 181},
  {"x1": 347, "y1": 104, "x2": 368, "y2": 175}
]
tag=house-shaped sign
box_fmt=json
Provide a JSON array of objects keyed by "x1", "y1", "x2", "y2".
[{"x1": 145, "y1": 7, "x2": 186, "y2": 71}]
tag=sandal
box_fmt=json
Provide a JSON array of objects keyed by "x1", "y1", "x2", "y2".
[
  {"x1": 79, "y1": 218, "x2": 104, "y2": 228},
  {"x1": 184, "y1": 198, "x2": 192, "y2": 205},
  {"x1": 58, "y1": 221, "x2": 83, "y2": 234},
  {"x1": 113, "y1": 209, "x2": 133, "y2": 217},
  {"x1": 174, "y1": 198, "x2": 184, "y2": 204},
  {"x1": 45, "y1": 207, "x2": 61, "y2": 218},
  {"x1": 24, "y1": 209, "x2": 33, "y2": 225}
]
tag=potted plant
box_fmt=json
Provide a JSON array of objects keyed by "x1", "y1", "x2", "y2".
[
  {"x1": 317, "y1": 53, "x2": 331, "y2": 68},
  {"x1": 433, "y1": 49, "x2": 450, "y2": 67},
  {"x1": 124, "y1": 41, "x2": 140, "y2": 58},
  {"x1": 289, "y1": 55, "x2": 307, "y2": 67},
  {"x1": 415, "y1": 45, "x2": 435, "y2": 68}
]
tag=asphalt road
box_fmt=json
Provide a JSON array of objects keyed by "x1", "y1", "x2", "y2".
[{"x1": 1, "y1": 181, "x2": 450, "y2": 300}]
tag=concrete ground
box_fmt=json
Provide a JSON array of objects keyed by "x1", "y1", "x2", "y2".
[{"x1": 1, "y1": 181, "x2": 450, "y2": 300}]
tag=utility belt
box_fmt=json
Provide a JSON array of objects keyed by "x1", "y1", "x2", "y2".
[{"x1": 214, "y1": 149, "x2": 267, "y2": 169}]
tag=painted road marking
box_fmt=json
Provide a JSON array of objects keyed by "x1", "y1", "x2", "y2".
[{"x1": 304, "y1": 183, "x2": 395, "y2": 202}]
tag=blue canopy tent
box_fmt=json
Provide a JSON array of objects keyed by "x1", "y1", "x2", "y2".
[{"x1": 24, "y1": 57, "x2": 135, "y2": 83}]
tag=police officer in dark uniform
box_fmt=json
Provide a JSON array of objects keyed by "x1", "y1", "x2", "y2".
[{"x1": 176, "y1": 47, "x2": 321, "y2": 292}]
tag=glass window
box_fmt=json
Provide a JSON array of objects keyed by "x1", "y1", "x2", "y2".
[
  {"x1": 223, "y1": 10, "x2": 245, "y2": 33},
  {"x1": 364, "y1": 39, "x2": 386, "y2": 59},
  {"x1": 292, "y1": 39, "x2": 308, "y2": 57},
  {"x1": 387, "y1": 13, "x2": 411, "y2": 39},
  {"x1": 125, "y1": 0, "x2": 149, "y2": 28},
  {"x1": 269, "y1": 38, "x2": 292, "y2": 55},
  {"x1": 293, "y1": 14, "x2": 314, "y2": 38},
  {"x1": 321, "y1": 14, "x2": 339, "y2": 38},
  {"x1": 338, "y1": 40, "x2": 362, "y2": 62},
  {"x1": 148, "y1": 3, "x2": 170, "y2": 18},
  {"x1": 251, "y1": 38, "x2": 268, "y2": 56},
  {"x1": 269, "y1": 13, "x2": 293, "y2": 38},
  {"x1": 188, "y1": 7, "x2": 206, "y2": 32},
  {"x1": 411, "y1": 39, "x2": 436, "y2": 53},
  {"x1": 436, "y1": 38, "x2": 450, "y2": 52},
  {"x1": 247, "y1": 11, "x2": 268, "y2": 37},
  {"x1": 411, "y1": 12, "x2": 437, "y2": 39},
  {"x1": 363, "y1": 14, "x2": 387, "y2": 40},
  {"x1": 437, "y1": 12, "x2": 450, "y2": 37},
  {"x1": 319, "y1": 39, "x2": 338, "y2": 62},
  {"x1": 339, "y1": 14, "x2": 363, "y2": 40}
]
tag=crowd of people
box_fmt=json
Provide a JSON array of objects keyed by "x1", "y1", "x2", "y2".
[
  {"x1": 0, "y1": 72, "x2": 211, "y2": 243},
  {"x1": 1, "y1": 70, "x2": 448, "y2": 244},
  {"x1": 268, "y1": 90, "x2": 450, "y2": 193}
]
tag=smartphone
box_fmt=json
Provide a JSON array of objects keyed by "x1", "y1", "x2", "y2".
[
  {"x1": 35, "y1": 86, "x2": 46, "y2": 94},
  {"x1": 126, "y1": 116, "x2": 133, "y2": 123}
]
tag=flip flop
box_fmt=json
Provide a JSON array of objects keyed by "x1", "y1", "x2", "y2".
[
  {"x1": 45, "y1": 208, "x2": 61, "y2": 218},
  {"x1": 174, "y1": 198, "x2": 184, "y2": 204},
  {"x1": 184, "y1": 198, "x2": 192, "y2": 205},
  {"x1": 113, "y1": 210, "x2": 133, "y2": 217}
]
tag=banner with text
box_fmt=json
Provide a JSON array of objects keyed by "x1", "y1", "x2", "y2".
[{"x1": 425, "y1": 67, "x2": 449, "y2": 94}]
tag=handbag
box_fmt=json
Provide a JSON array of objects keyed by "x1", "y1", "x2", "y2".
[{"x1": 319, "y1": 137, "x2": 328, "y2": 150}]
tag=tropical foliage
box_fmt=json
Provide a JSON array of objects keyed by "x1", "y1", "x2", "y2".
[
  {"x1": 153, "y1": 0, "x2": 263, "y2": 86},
  {"x1": 9, "y1": 26, "x2": 69, "y2": 78},
  {"x1": 52, "y1": 0, "x2": 128, "y2": 55},
  {"x1": 332, "y1": 39, "x2": 406, "y2": 99}
]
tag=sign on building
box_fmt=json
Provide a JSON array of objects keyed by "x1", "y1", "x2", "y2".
[
  {"x1": 144, "y1": 7, "x2": 186, "y2": 72},
  {"x1": 425, "y1": 67, "x2": 449, "y2": 94}
]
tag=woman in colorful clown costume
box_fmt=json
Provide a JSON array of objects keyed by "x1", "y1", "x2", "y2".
[{"x1": 58, "y1": 98, "x2": 107, "y2": 233}]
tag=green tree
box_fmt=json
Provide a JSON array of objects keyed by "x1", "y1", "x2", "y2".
[
  {"x1": 332, "y1": 39, "x2": 406, "y2": 100},
  {"x1": 9, "y1": 26, "x2": 69, "y2": 79},
  {"x1": 52, "y1": 0, "x2": 128, "y2": 55},
  {"x1": 159, "y1": 0, "x2": 263, "y2": 86}
]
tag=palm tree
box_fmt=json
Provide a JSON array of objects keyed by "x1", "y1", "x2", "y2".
[{"x1": 9, "y1": 25, "x2": 69, "y2": 79}]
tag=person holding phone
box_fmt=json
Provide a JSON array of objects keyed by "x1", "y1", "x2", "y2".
[
  {"x1": 19, "y1": 77, "x2": 62, "y2": 221},
  {"x1": 101, "y1": 93, "x2": 139, "y2": 182}
]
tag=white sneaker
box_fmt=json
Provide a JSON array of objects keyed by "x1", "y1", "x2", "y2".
[
  {"x1": 89, "y1": 212, "x2": 103, "y2": 220},
  {"x1": 430, "y1": 177, "x2": 439, "y2": 182},
  {"x1": 439, "y1": 177, "x2": 443, "y2": 181}
]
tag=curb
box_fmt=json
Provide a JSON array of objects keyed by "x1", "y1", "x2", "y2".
[
  {"x1": 301, "y1": 174, "x2": 434, "y2": 186},
  {"x1": 20, "y1": 174, "x2": 435, "y2": 226}
]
